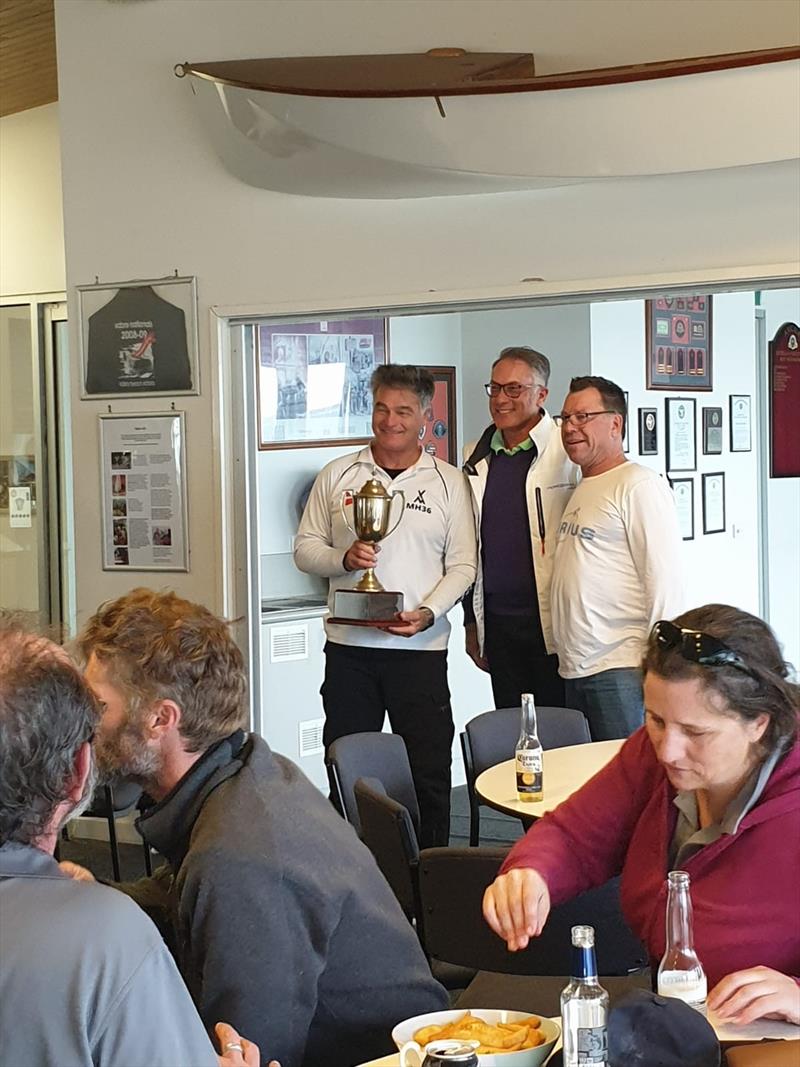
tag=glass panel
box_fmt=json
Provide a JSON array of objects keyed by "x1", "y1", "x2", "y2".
[{"x1": 0, "y1": 305, "x2": 40, "y2": 615}]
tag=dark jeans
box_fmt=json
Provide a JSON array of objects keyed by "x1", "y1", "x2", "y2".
[
  {"x1": 484, "y1": 611, "x2": 565, "y2": 709},
  {"x1": 564, "y1": 668, "x2": 644, "y2": 741},
  {"x1": 321, "y1": 641, "x2": 454, "y2": 848}
]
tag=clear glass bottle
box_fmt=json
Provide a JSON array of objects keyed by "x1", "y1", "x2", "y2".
[
  {"x1": 657, "y1": 869, "x2": 707, "y2": 1012},
  {"x1": 560, "y1": 925, "x2": 609, "y2": 1067},
  {"x1": 515, "y1": 692, "x2": 543, "y2": 802}
]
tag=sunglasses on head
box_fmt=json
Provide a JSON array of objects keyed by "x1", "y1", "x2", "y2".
[{"x1": 652, "y1": 620, "x2": 756, "y2": 678}]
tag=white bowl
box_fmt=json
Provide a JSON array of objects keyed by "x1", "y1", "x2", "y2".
[{"x1": 391, "y1": 1008, "x2": 560, "y2": 1067}]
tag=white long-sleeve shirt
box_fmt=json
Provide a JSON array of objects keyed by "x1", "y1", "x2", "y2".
[
  {"x1": 294, "y1": 446, "x2": 477, "y2": 651},
  {"x1": 551, "y1": 461, "x2": 685, "y2": 677}
]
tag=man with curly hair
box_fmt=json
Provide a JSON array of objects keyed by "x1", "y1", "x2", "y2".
[{"x1": 66, "y1": 589, "x2": 446, "y2": 1067}]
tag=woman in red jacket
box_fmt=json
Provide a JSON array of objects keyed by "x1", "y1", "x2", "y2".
[{"x1": 483, "y1": 604, "x2": 800, "y2": 1026}]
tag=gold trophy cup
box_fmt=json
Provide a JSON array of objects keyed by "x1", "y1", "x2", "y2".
[{"x1": 331, "y1": 477, "x2": 405, "y2": 624}]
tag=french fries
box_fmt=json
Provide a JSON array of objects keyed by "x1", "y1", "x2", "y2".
[{"x1": 413, "y1": 1011, "x2": 545, "y2": 1054}]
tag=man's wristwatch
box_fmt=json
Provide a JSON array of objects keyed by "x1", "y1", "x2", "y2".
[{"x1": 419, "y1": 607, "x2": 435, "y2": 630}]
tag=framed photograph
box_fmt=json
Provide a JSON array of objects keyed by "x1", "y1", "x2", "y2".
[
  {"x1": 670, "y1": 477, "x2": 694, "y2": 541},
  {"x1": 79, "y1": 276, "x2": 199, "y2": 399},
  {"x1": 418, "y1": 366, "x2": 457, "y2": 465},
  {"x1": 665, "y1": 397, "x2": 697, "y2": 472},
  {"x1": 702, "y1": 472, "x2": 726, "y2": 534},
  {"x1": 729, "y1": 394, "x2": 752, "y2": 453},
  {"x1": 638, "y1": 408, "x2": 658, "y2": 456},
  {"x1": 99, "y1": 412, "x2": 189, "y2": 571},
  {"x1": 769, "y1": 323, "x2": 800, "y2": 477},
  {"x1": 702, "y1": 406, "x2": 724, "y2": 455},
  {"x1": 646, "y1": 294, "x2": 712, "y2": 390},
  {"x1": 257, "y1": 317, "x2": 388, "y2": 449}
]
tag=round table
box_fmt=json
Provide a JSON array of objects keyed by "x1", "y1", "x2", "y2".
[{"x1": 475, "y1": 738, "x2": 624, "y2": 817}]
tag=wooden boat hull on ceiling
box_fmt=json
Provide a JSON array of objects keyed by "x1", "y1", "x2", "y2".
[{"x1": 180, "y1": 55, "x2": 800, "y2": 199}]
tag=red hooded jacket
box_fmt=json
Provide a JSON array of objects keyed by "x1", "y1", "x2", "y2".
[{"x1": 500, "y1": 726, "x2": 800, "y2": 988}]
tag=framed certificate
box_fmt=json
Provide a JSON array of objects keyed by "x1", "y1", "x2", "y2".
[
  {"x1": 702, "y1": 406, "x2": 724, "y2": 455},
  {"x1": 638, "y1": 408, "x2": 658, "y2": 456},
  {"x1": 665, "y1": 397, "x2": 697, "y2": 472},
  {"x1": 702, "y1": 472, "x2": 726, "y2": 535},
  {"x1": 670, "y1": 477, "x2": 694, "y2": 541},
  {"x1": 729, "y1": 394, "x2": 752, "y2": 453}
]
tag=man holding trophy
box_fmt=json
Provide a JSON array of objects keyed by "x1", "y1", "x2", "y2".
[{"x1": 294, "y1": 365, "x2": 476, "y2": 847}]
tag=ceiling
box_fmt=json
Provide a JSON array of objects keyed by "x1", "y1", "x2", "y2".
[{"x1": 0, "y1": 0, "x2": 56, "y2": 118}]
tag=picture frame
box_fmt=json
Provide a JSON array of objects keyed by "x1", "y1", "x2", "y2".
[
  {"x1": 645, "y1": 294, "x2": 712, "y2": 391},
  {"x1": 665, "y1": 397, "x2": 697, "y2": 472},
  {"x1": 418, "y1": 366, "x2": 457, "y2": 465},
  {"x1": 769, "y1": 322, "x2": 800, "y2": 477},
  {"x1": 638, "y1": 408, "x2": 658, "y2": 456},
  {"x1": 670, "y1": 477, "x2": 694, "y2": 541},
  {"x1": 729, "y1": 394, "x2": 752, "y2": 453},
  {"x1": 702, "y1": 472, "x2": 726, "y2": 535},
  {"x1": 702, "y1": 406, "x2": 724, "y2": 455},
  {"x1": 79, "y1": 276, "x2": 199, "y2": 399},
  {"x1": 99, "y1": 412, "x2": 189, "y2": 571},
  {"x1": 257, "y1": 317, "x2": 388, "y2": 449}
]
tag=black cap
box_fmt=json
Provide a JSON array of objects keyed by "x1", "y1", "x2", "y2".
[{"x1": 608, "y1": 989, "x2": 720, "y2": 1067}]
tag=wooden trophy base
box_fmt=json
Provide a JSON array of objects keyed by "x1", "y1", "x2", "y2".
[{"x1": 329, "y1": 589, "x2": 404, "y2": 628}]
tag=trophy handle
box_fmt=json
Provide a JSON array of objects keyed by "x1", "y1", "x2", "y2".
[
  {"x1": 385, "y1": 490, "x2": 406, "y2": 537},
  {"x1": 340, "y1": 491, "x2": 358, "y2": 539}
]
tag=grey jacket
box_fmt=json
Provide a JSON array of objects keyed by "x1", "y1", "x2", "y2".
[
  {"x1": 0, "y1": 841, "x2": 217, "y2": 1067},
  {"x1": 124, "y1": 732, "x2": 447, "y2": 1067}
]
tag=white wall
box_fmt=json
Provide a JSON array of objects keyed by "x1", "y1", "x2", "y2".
[
  {"x1": 54, "y1": 0, "x2": 800, "y2": 626},
  {"x1": 760, "y1": 288, "x2": 800, "y2": 670},
  {"x1": 0, "y1": 104, "x2": 65, "y2": 297},
  {"x1": 590, "y1": 292, "x2": 761, "y2": 617}
]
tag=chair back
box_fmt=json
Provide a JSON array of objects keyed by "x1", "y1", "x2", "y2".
[
  {"x1": 418, "y1": 846, "x2": 648, "y2": 976},
  {"x1": 461, "y1": 706, "x2": 591, "y2": 846},
  {"x1": 327, "y1": 732, "x2": 420, "y2": 839},
  {"x1": 354, "y1": 777, "x2": 420, "y2": 922}
]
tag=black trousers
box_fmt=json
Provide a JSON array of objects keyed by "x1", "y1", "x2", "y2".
[
  {"x1": 321, "y1": 641, "x2": 454, "y2": 849},
  {"x1": 483, "y1": 611, "x2": 565, "y2": 709}
]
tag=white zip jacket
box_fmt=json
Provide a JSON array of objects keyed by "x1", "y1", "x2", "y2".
[
  {"x1": 294, "y1": 445, "x2": 477, "y2": 651},
  {"x1": 463, "y1": 411, "x2": 580, "y2": 656}
]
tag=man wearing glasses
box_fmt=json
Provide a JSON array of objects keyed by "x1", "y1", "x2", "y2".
[
  {"x1": 550, "y1": 375, "x2": 684, "y2": 739},
  {"x1": 463, "y1": 347, "x2": 579, "y2": 708}
]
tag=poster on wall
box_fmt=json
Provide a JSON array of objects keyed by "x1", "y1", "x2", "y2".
[
  {"x1": 417, "y1": 366, "x2": 457, "y2": 464},
  {"x1": 79, "y1": 276, "x2": 199, "y2": 399},
  {"x1": 257, "y1": 318, "x2": 388, "y2": 449},
  {"x1": 769, "y1": 322, "x2": 800, "y2": 477},
  {"x1": 646, "y1": 294, "x2": 712, "y2": 391},
  {"x1": 99, "y1": 412, "x2": 188, "y2": 571},
  {"x1": 0, "y1": 456, "x2": 36, "y2": 510}
]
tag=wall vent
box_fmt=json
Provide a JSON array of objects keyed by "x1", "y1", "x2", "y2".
[
  {"x1": 269, "y1": 623, "x2": 309, "y2": 662},
  {"x1": 298, "y1": 718, "x2": 325, "y2": 758}
]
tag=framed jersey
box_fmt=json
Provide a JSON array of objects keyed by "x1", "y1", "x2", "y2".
[{"x1": 78, "y1": 276, "x2": 199, "y2": 399}]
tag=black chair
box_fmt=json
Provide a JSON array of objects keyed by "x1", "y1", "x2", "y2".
[
  {"x1": 354, "y1": 777, "x2": 420, "y2": 922},
  {"x1": 460, "y1": 706, "x2": 591, "y2": 846},
  {"x1": 81, "y1": 780, "x2": 153, "y2": 882},
  {"x1": 417, "y1": 846, "x2": 648, "y2": 978},
  {"x1": 326, "y1": 732, "x2": 420, "y2": 839}
]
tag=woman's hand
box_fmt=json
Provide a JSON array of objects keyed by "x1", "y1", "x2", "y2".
[
  {"x1": 482, "y1": 868, "x2": 551, "y2": 951},
  {"x1": 708, "y1": 966, "x2": 800, "y2": 1026}
]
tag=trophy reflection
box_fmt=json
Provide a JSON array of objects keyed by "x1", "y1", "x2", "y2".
[{"x1": 331, "y1": 477, "x2": 405, "y2": 624}]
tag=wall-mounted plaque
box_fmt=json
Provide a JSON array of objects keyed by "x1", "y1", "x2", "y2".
[
  {"x1": 769, "y1": 322, "x2": 800, "y2": 477},
  {"x1": 729, "y1": 394, "x2": 752, "y2": 453},
  {"x1": 670, "y1": 477, "x2": 694, "y2": 541},
  {"x1": 702, "y1": 472, "x2": 726, "y2": 535},
  {"x1": 665, "y1": 397, "x2": 697, "y2": 472},
  {"x1": 646, "y1": 294, "x2": 712, "y2": 391},
  {"x1": 702, "y1": 406, "x2": 723, "y2": 455},
  {"x1": 638, "y1": 408, "x2": 658, "y2": 456}
]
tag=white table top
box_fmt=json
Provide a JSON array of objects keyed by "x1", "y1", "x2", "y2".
[{"x1": 475, "y1": 738, "x2": 624, "y2": 817}]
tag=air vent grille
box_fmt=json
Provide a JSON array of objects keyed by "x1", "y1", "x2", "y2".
[
  {"x1": 269, "y1": 623, "x2": 309, "y2": 662},
  {"x1": 298, "y1": 718, "x2": 325, "y2": 758}
]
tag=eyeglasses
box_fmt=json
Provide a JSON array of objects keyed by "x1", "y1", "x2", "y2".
[
  {"x1": 484, "y1": 382, "x2": 538, "y2": 398},
  {"x1": 651, "y1": 620, "x2": 756, "y2": 677},
  {"x1": 552, "y1": 410, "x2": 616, "y2": 427}
]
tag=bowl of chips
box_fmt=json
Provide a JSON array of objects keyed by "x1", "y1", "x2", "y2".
[{"x1": 392, "y1": 1009, "x2": 560, "y2": 1066}]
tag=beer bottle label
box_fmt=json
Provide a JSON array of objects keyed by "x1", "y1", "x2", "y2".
[{"x1": 516, "y1": 749, "x2": 543, "y2": 794}]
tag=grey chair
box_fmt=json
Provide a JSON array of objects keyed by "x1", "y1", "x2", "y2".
[
  {"x1": 417, "y1": 846, "x2": 648, "y2": 979},
  {"x1": 460, "y1": 705, "x2": 591, "y2": 846},
  {"x1": 326, "y1": 732, "x2": 420, "y2": 839},
  {"x1": 354, "y1": 777, "x2": 420, "y2": 922},
  {"x1": 81, "y1": 779, "x2": 153, "y2": 882}
]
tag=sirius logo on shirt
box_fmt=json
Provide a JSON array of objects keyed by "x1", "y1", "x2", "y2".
[
  {"x1": 558, "y1": 507, "x2": 596, "y2": 542},
  {"x1": 406, "y1": 489, "x2": 432, "y2": 514}
]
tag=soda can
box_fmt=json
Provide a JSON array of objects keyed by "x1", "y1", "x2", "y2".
[{"x1": 422, "y1": 1040, "x2": 479, "y2": 1066}]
